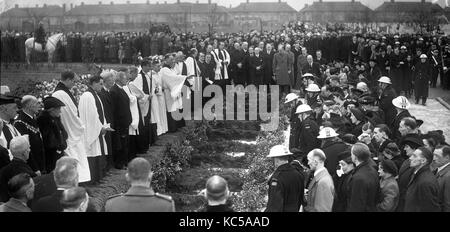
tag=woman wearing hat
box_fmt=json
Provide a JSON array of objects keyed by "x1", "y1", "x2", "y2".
[
  {"x1": 381, "y1": 142, "x2": 404, "y2": 170},
  {"x1": 396, "y1": 136, "x2": 423, "y2": 212},
  {"x1": 377, "y1": 159, "x2": 399, "y2": 212},
  {"x1": 332, "y1": 151, "x2": 354, "y2": 212},
  {"x1": 37, "y1": 96, "x2": 68, "y2": 173},
  {"x1": 349, "y1": 108, "x2": 366, "y2": 137}
]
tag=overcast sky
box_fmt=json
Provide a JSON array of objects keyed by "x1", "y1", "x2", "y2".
[{"x1": 0, "y1": 0, "x2": 437, "y2": 13}]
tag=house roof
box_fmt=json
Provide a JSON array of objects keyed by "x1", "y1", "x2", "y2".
[
  {"x1": 0, "y1": 5, "x2": 63, "y2": 18},
  {"x1": 375, "y1": 2, "x2": 443, "y2": 13},
  {"x1": 300, "y1": 1, "x2": 372, "y2": 12},
  {"x1": 66, "y1": 3, "x2": 230, "y2": 16},
  {"x1": 230, "y1": 2, "x2": 297, "y2": 13}
]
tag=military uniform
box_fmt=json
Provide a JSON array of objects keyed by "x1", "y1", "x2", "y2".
[
  {"x1": 104, "y1": 185, "x2": 175, "y2": 212},
  {"x1": 294, "y1": 116, "x2": 320, "y2": 161},
  {"x1": 265, "y1": 163, "x2": 305, "y2": 212}
]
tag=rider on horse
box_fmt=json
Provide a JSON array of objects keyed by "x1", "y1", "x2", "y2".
[{"x1": 34, "y1": 22, "x2": 46, "y2": 51}]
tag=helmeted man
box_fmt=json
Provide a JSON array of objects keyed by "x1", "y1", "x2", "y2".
[
  {"x1": 414, "y1": 54, "x2": 432, "y2": 106},
  {"x1": 291, "y1": 104, "x2": 320, "y2": 164},
  {"x1": 377, "y1": 76, "x2": 397, "y2": 125},
  {"x1": 265, "y1": 145, "x2": 305, "y2": 212},
  {"x1": 34, "y1": 22, "x2": 46, "y2": 52}
]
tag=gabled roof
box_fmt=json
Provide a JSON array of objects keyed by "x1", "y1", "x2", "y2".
[
  {"x1": 300, "y1": 1, "x2": 372, "y2": 12},
  {"x1": 0, "y1": 5, "x2": 63, "y2": 18},
  {"x1": 230, "y1": 2, "x2": 297, "y2": 13},
  {"x1": 66, "y1": 3, "x2": 230, "y2": 16},
  {"x1": 375, "y1": 2, "x2": 443, "y2": 13}
]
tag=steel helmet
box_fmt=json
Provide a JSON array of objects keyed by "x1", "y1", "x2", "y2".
[
  {"x1": 392, "y1": 96, "x2": 410, "y2": 110},
  {"x1": 284, "y1": 93, "x2": 299, "y2": 104},
  {"x1": 420, "y1": 54, "x2": 428, "y2": 59},
  {"x1": 378, "y1": 76, "x2": 392, "y2": 85},
  {"x1": 302, "y1": 73, "x2": 314, "y2": 78},
  {"x1": 267, "y1": 145, "x2": 293, "y2": 158},
  {"x1": 296, "y1": 104, "x2": 312, "y2": 114},
  {"x1": 305, "y1": 83, "x2": 321, "y2": 92},
  {"x1": 317, "y1": 127, "x2": 339, "y2": 139}
]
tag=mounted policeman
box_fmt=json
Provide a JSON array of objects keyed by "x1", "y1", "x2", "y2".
[{"x1": 34, "y1": 21, "x2": 46, "y2": 51}]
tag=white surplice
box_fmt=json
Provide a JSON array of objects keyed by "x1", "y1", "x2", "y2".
[
  {"x1": 122, "y1": 85, "x2": 140, "y2": 135},
  {"x1": 78, "y1": 91, "x2": 107, "y2": 158},
  {"x1": 160, "y1": 67, "x2": 188, "y2": 113},
  {"x1": 151, "y1": 70, "x2": 168, "y2": 135},
  {"x1": 52, "y1": 90, "x2": 91, "y2": 183},
  {"x1": 184, "y1": 56, "x2": 202, "y2": 92}
]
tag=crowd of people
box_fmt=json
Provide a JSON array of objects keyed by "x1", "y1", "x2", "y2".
[{"x1": 0, "y1": 20, "x2": 450, "y2": 212}]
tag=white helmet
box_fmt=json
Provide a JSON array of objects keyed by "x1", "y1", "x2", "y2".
[
  {"x1": 267, "y1": 145, "x2": 292, "y2": 158},
  {"x1": 295, "y1": 104, "x2": 312, "y2": 114},
  {"x1": 317, "y1": 127, "x2": 339, "y2": 139},
  {"x1": 284, "y1": 93, "x2": 299, "y2": 104},
  {"x1": 392, "y1": 96, "x2": 410, "y2": 110},
  {"x1": 305, "y1": 83, "x2": 320, "y2": 92},
  {"x1": 420, "y1": 54, "x2": 428, "y2": 59},
  {"x1": 378, "y1": 76, "x2": 392, "y2": 85},
  {"x1": 302, "y1": 73, "x2": 314, "y2": 78}
]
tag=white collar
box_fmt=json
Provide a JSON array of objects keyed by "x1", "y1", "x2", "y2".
[
  {"x1": 438, "y1": 162, "x2": 450, "y2": 174},
  {"x1": 23, "y1": 111, "x2": 34, "y2": 119},
  {"x1": 314, "y1": 166, "x2": 326, "y2": 177}
]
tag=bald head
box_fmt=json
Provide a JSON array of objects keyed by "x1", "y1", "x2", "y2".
[
  {"x1": 206, "y1": 175, "x2": 229, "y2": 202},
  {"x1": 127, "y1": 158, "x2": 152, "y2": 182}
]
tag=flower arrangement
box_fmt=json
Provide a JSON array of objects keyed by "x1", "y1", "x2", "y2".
[{"x1": 34, "y1": 74, "x2": 91, "y2": 103}]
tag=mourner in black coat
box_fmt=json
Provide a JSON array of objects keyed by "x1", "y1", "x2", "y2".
[
  {"x1": 404, "y1": 164, "x2": 441, "y2": 212},
  {"x1": 248, "y1": 52, "x2": 265, "y2": 86},
  {"x1": 109, "y1": 83, "x2": 132, "y2": 169},
  {"x1": 37, "y1": 111, "x2": 68, "y2": 174}
]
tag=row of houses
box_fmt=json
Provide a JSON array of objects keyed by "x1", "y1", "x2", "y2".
[
  {"x1": 300, "y1": 0, "x2": 448, "y2": 24},
  {"x1": 0, "y1": 0, "x2": 449, "y2": 33}
]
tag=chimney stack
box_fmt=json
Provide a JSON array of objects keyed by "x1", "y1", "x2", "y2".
[
  {"x1": 63, "y1": 3, "x2": 66, "y2": 11},
  {"x1": 177, "y1": 0, "x2": 180, "y2": 4},
  {"x1": 81, "y1": 2, "x2": 85, "y2": 6},
  {"x1": 208, "y1": 0, "x2": 211, "y2": 4},
  {"x1": 278, "y1": 0, "x2": 281, "y2": 3},
  {"x1": 15, "y1": 4, "x2": 18, "y2": 8},
  {"x1": 70, "y1": 3, "x2": 73, "y2": 9},
  {"x1": 99, "y1": 1, "x2": 102, "y2": 5},
  {"x1": 421, "y1": 0, "x2": 425, "y2": 3},
  {"x1": 196, "y1": 0, "x2": 199, "y2": 4},
  {"x1": 164, "y1": 1, "x2": 167, "y2": 4},
  {"x1": 111, "y1": 1, "x2": 114, "y2": 5},
  {"x1": 390, "y1": 0, "x2": 394, "y2": 3},
  {"x1": 146, "y1": 0, "x2": 149, "y2": 4},
  {"x1": 246, "y1": 0, "x2": 249, "y2": 3},
  {"x1": 127, "y1": 1, "x2": 130, "y2": 4},
  {"x1": 43, "y1": 3, "x2": 47, "y2": 7}
]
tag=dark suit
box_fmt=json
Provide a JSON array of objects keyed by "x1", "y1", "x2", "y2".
[
  {"x1": 262, "y1": 50, "x2": 275, "y2": 85},
  {"x1": 230, "y1": 49, "x2": 247, "y2": 85},
  {"x1": 302, "y1": 62, "x2": 321, "y2": 81},
  {"x1": 109, "y1": 84, "x2": 132, "y2": 169},
  {"x1": 404, "y1": 165, "x2": 441, "y2": 212},
  {"x1": 346, "y1": 161, "x2": 379, "y2": 212},
  {"x1": 14, "y1": 111, "x2": 46, "y2": 173},
  {"x1": 32, "y1": 189, "x2": 97, "y2": 212},
  {"x1": 0, "y1": 158, "x2": 36, "y2": 202},
  {"x1": 248, "y1": 54, "x2": 264, "y2": 86},
  {"x1": 0, "y1": 145, "x2": 9, "y2": 170}
]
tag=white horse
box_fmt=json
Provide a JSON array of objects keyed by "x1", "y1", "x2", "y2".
[{"x1": 25, "y1": 33, "x2": 65, "y2": 65}]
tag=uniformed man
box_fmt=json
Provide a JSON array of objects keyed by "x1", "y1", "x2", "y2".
[
  {"x1": 104, "y1": 158, "x2": 175, "y2": 212},
  {"x1": 34, "y1": 22, "x2": 46, "y2": 52},
  {"x1": 414, "y1": 54, "x2": 432, "y2": 106},
  {"x1": 265, "y1": 145, "x2": 305, "y2": 212},
  {"x1": 377, "y1": 76, "x2": 397, "y2": 126},
  {"x1": 285, "y1": 93, "x2": 302, "y2": 151},
  {"x1": 291, "y1": 104, "x2": 321, "y2": 164}
]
